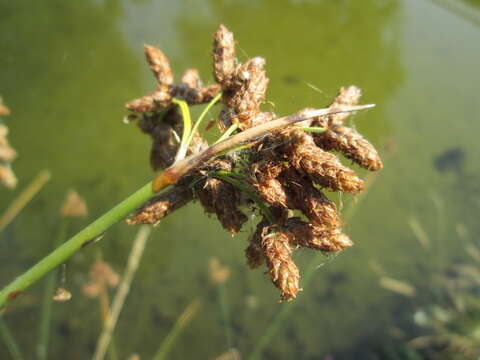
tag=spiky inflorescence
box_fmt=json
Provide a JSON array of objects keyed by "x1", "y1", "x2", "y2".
[
  {"x1": 280, "y1": 129, "x2": 364, "y2": 194},
  {"x1": 251, "y1": 220, "x2": 300, "y2": 301},
  {"x1": 195, "y1": 159, "x2": 247, "y2": 235},
  {"x1": 312, "y1": 86, "x2": 383, "y2": 171},
  {"x1": 126, "y1": 24, "x2": 382, "y2": 301},
  {"x1": 127, "y1": 184, "x2": 194, "y2": 225}
]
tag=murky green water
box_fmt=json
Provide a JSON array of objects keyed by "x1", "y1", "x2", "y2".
[{"x1": 1, "y1": 0, "x2": 479, "y2": 358}]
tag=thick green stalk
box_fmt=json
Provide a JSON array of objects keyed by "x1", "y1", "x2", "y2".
[{"x1": 0, "y1": 182, "x2": 155, "y2": 309}]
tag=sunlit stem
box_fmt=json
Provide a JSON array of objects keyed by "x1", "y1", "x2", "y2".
[
  {"x1": 172, "y1": 98, "x2": 192, "y2": 162},
  {"x1": 294, "y1": 126, "x2": 327, "y2": 133},
  {"x1": 214, "y1": 123, "x2": 239, "y2": 144},
  {"x1": 187, "y1": 92, "x2": 222, "y2": 147}
]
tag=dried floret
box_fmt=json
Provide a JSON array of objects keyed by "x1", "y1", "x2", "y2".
[
  {"x1": 195, "y1": 160, "x2": 247, "y2": 234},
  {"x1": 249, "y1": 160, "x2": 288, "y2": 208},
  {"x1": 324, "y1": 85, "x2": 362, "y2": 125},
  {"x1": 181, "y1": 68, "x2": 202, "y2": 89},
  {"x1": 127, "y1": 185, "x2": 194, "y2": 225},
  {"x1": 281, "y1": 129, "x2": 364, "y2": 194},
  {"x1": 280, "y1": 167, "x2": 340, "y2": 228},
  {"x1": 124, "y1": 26, "x2": 383, "y2": 302},
  {"x1": 316, "y1": 124, "x2": 383, "y2": 170},
  {"x1": 144, "y1": 45, "x2": 174, "y2": 89},
  {"x1": 286, "y1": 217, "x2": 353, "y2": 252},
  {"x1": 259, "y1": 225, "x2": 300, "y2": 301},
  {"x1": 213, "y1": 24, "x2": 236, "y2": 88}
]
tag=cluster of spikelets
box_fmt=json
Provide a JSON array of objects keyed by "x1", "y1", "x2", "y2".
[
  {"x1": 125, "y1": 25, "x2": 382, "y2": 301},
  {"x1": 0, "y1": 97, "x2": 17, "y2": 189}
]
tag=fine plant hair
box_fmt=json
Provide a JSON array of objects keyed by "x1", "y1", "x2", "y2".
[{"x1": 0, "y1": 25, "x2": 379, "y2": 308}]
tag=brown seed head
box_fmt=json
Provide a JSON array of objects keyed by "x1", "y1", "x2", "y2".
[
  {"x1": 285, "y1": 217, "x2": 353, "y2": 252},
  {"x1": 213, "y1": 24, "x2": 236, "y2": 88},
  {"x1": 261, "y1": 228, "x2": 300, "y2": 301},
  {"x1": 144, "y1": 44, "x2": 174, "y2": 89},
  {"x1": 283, "y1": 129, "x2": 364, "y2": 194},
  {"x1": 61, "y1": 190, "x2": 88, "y2": 218},
  {"x1": 316, "y1": 125, "x2": 383, "y2": 170},
  {"x1": 280, "y1": 167, "x2": 340, "y2": 228},
  {"x1": 0, "y1": 164, "x2": 17, "y2": 189},
  {"x1": 127, "y1": 185, "x2": 194, "y2": 225},
  {"x1": 326, "y1": 86, "x2": 362, "y2": 125}
]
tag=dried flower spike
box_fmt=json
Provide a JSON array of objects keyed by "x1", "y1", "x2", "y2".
[{"x1": 125, "y1": 25, "x2": 382, "y2": 301}]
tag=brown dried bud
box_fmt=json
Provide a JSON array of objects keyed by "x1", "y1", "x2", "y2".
[
  {"x1": 144, "y1": 45, "x2": 174, "y2": 89},
  {"x1": 283, "y1": 130, "x2": 364, "y2": 194},
  {"x1": 0, "y1": 103, "x2": 10, "y2": 116},
  {"x1": 181, "y1": 68, "x2": 202, "y2": 89},
  {"x1": 316, "y1": 125, "x2": 383, "y2": 171},
  {"x1": 213, "y1": 24, "x2": 236, "y2": 88},
  {"x1": 226, "y1": 57, "x2": 269, "y2": 130},
  {"x1": 0, "y1": 124, "x2": 16, "y2": 163},
  {"x1": 197, "y1": 176, "x2": 247, "y2": 234},
  {"x1": 245, "y1": 242, "x2": 265, "y2": 269},
  {"x1": 82, "y1": 259, "x2": 120, "y2": 299},
  {"x1": 285, "y1": 217, "x2": 353, "y2": 252},
  {"x1": 61, "y1": 190, "x2": 88, "y2": 218},
  {"x1": 325, "y1": 86, "x2": 362, "y2": 125},
  {"x1": 0, "y1": 143, "x2": 16, "y2": 163},
  {"x1": 125, "y1": 89, "x2": 172, "y2": 113},
  {"x1": 195, "y1": 159, "x2": 247, "y2": 234},
  {"x1": 127, "y1": 185, "x2": 194, "y2": 225},
  {"x1": 245, "y1": 219, "x2": 268, "y2": 268},
  {"x1": 171, "y1": 83, "x2": 221, "y2": 106},
  {"x1": 249, "y1": 160, "x2": 288, "y2": 208},
  {"x1": 53, "y1": 287, "x2": 72, "y2": 302},
  {"x1": 280, "y1": 167, "x2": 340, "y2": 228},
  {"x1": 209, "y1": 257, "x2": 230, "y2": 284},
  {"x1": 198, "y1": 84, "x2": 222, "y2": 103},
  {"x1": 0, "y1": 164, "x2": 16, "y2": 189},
  {"x1": 144, "y1": 108, "x2": 182, "y2": 170},
  {"x1": 261, "y1": 227, "x2": 300, "y2": 301}
]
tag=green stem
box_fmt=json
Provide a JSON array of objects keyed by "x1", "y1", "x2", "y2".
[
  {"x1": 187, "y1": 92, "x2": 222, "y2": 147},
  {"x1": 294, "y1": 126, "x2": 326, "y2": 133},
  {"x1": 214, "y1": 123, "x2": 238, "y2": 144},
  {"x1": 152, "y1": 300, "x2": 200, "y2": 360},
  {"x1": 0, "y1": 182, "x2": 156, "y2": 310},
  {"x1": 0, "y1": 316, "x2": 24, "y2": 360},
  {"x1": 36, "y1": 219, "x2": 70, "y2": 360},
  {"x1": 172, "y1": 98, "x2": 192, "y2": 162}
]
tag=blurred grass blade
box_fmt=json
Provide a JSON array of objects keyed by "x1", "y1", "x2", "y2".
[
  {"x1": 153, "y1": 300, "x2": 201, "y2": 360},
  {"x1": 37, "y1": 219, "x2": 70, "y2": 360},
  {"x1": 0, "y1": 316, "x2": 24, "y2": 360},
  {"x1": 379, "y1": 277, "x2": 416, "y2": 297},
  {"x1": 408, "y1": 217, "x2": 431, "y2": 249},
  {"x1": 0, "y1": 170, "x2": 51, "y2": 232},
  {"x1": 92, "y1": 226, "x2": 152, "y2": 360}
]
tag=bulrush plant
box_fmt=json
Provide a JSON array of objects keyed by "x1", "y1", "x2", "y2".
[
  {"x1": 126, "y1": 25, "x2": 382, "y2": 301},
  {"x1": 0, "y1": 25, "x2": 379, "y2": 308}
]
